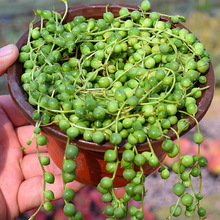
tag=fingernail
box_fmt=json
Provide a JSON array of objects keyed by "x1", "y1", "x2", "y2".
[{"x1": 0, "y1": 44, "x2": 14, "y2": 57}]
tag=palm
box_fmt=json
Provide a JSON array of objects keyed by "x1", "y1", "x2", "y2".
[{"x1": 0, "y1": 95, "x2": 84, "y2": 219}]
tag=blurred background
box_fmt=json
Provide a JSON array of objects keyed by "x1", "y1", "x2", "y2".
[{"x1": 1, "y1": 0, "x2": 220, "y2": 219}]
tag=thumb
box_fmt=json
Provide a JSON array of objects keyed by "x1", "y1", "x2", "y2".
[{"x1": 0, "y1": 44, "x2": 19, "y2": 76}]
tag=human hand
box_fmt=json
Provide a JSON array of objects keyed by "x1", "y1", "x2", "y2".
[
  {"x1": 0, "y1": 45, "x2": 85, "y2": 219},
  {"x1": 0, "y1": 44, "x2": 19, "y2": 76}
]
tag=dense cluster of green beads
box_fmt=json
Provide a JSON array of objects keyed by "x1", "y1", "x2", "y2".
[
  {"x1": 60, "y1": 144, "x2": 82, "y2": 218},
  {"x1": 20, "y1": 0, "x2": 210, "y2": 219}
]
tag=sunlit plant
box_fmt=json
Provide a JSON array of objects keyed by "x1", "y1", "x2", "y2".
[{"x1": 18, "y1": 0, "x2": 211, "y2": 219}]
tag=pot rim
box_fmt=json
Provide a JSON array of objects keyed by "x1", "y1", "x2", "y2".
[{"x1": 7, "y1": 3, "x2": 215, "y2": 152}]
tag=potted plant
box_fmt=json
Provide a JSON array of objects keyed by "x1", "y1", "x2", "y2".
[{"x1": 7, "y1": 0, "x2": 214, "y2": 219}]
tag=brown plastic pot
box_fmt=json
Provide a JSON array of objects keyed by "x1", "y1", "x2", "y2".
[{"x1": 7, "y1": 4, "x2": 215, "y2": 187}]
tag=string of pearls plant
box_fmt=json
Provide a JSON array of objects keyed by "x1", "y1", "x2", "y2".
[{"x1": 18, "y1": 0, "x2": 210, "y2": 219}]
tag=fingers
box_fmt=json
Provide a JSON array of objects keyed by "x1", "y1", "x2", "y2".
[
  {"x1": 19, "y1": 151, "x2": 85, "y2": 213},
  {"x1": 15, "y1": 125, "x2": 48, "y2": 155},
  {"x1": 0, "y1": 95, "x2": 29, "y2": 127},
  {"x1": 18, "y1": 174, "x2": 85, "y2": 214},
  {"x1": 21, "y1": 153, "x2": 61, "y2": 179},
  {"x1": 0, "y1": 44, "x2": 19, "y2": 76},
  {"x1": 0, "y1": 45, "x2": 27, "y2": 127}
]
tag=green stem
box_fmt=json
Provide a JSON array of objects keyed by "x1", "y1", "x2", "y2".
[
  {"x1": 29, "y1": 131, "x2": 47, "y2": 219},
  {"x1": 60, "y1": 0, "x2": 68, "y2": 24},
  {"x1": 167, "y1": 197, "x2": 181, "y2": 220},
  {"x1": 170, "y1": 127, "x2": 181, "y2": 182}
]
